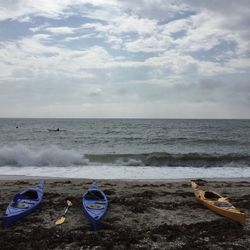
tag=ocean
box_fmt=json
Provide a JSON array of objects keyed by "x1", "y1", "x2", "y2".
[{"x1": 0, "y1": 118, "x2": 250, "y2": 179}]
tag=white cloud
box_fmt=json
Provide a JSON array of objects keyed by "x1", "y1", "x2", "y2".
[
  {"x1": 125, "y1": 34, "x2": 172, "y2": 53},
  {"x1": 0, "y1": 37, "x2": 107, "y2": 81},
  {"x1": 64, "y1": 33, "x2": 93, "y2": 42},
  {"x1": 113, "y1": 15, "x2": 157, "y2": 35},
  {"x1": 0, "y1": 0, "x2": 119, "y2": 21},
  {"x1": 0, "y1": 0, "x2": 68, "y2": 21},
  {"x1": 29, "y1": 23, "x2": 50, "y2": 32},
  {"x1": 46, "y1": 26, "x2": 76, "y2": 34}
]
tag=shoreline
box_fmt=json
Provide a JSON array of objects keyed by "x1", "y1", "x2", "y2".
[
  {"x1": 1, "y1": 174, "x2": 250, "y2": 182},
  {"x1": 1, "y1": 177, "x2": 250, "y2": 249},
  {"x1": 1, "y1": 165, "x2": 250, "y2": 181}
]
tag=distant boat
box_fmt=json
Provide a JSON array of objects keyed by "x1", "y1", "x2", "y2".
[
  {"x1": 191, "y1": 180, "x2": 246, "y2": 224},
  {"x1": 82, "y1": 181, "x2": 108, "y2": 230},
  {"x1": 48, "y1": 128, "x2": 60, "y2": 132},
  {"x1": 4, "y1": 180, "x2": 45, "y2": 228}
]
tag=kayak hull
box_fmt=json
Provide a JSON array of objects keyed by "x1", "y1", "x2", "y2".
[
  {"x1": 4, "y1": 204, "x2": 39, "y2": 228},
  {"x1": 3, "y1": 180, "x2": 45, "y2": 228},
  {"x1": 82, "y1": 181, "x2": 108, "y2": 230},
  {"x1": 191, "y1": 181, "x2": 246, "y2": 225}
]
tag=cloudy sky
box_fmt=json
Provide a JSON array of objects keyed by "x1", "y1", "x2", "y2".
[{"x1": 0, "y1": 0, "x2": 250, "y2": 118}]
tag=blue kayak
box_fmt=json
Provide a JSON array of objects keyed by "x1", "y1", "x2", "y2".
[
  {"x1": 82, "y1": 181, "x2": 108, "y2": 230},
  {"x1": 4, "y1": 180, "x2": 45, "y2": 228}
]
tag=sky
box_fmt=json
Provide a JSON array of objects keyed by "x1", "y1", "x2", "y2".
[{"x1": 0, "y1": 0, "x2": 250, "y2": 118}]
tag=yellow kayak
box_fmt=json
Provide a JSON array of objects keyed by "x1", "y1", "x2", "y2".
[{"x1": 191, "y1": 181, "x2": 246, "y2": 225}]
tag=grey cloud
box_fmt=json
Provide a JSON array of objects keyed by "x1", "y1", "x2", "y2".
[
  {"x1": 185, "y1": 0, "x2": 250, "y2": 15},
  {"x1": 1, "y1": 75, "x2": 250, "y2": 118},
  {"x1": 110, "y1": 76, "x2": 250, "y2": 107},
  {"x1": 172, "y1": 78, "x2": 250, "y2": 106}
]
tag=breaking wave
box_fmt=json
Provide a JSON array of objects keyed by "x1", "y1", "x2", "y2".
[
  {"x1": 0, "y1": 145, "x2": 88, "y2": 167},
  {"x1": 0, "y1": 145, "x2": 249, "y2": 168},
  {"x1": 86, "y1": 152, "x2": 250, "y2": 167}
]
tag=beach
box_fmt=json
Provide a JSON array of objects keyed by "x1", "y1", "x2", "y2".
[{"x1": 0, "y1": 178, "x2": 249, "y2": 250}]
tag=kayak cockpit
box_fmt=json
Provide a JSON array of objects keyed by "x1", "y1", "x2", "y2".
[
  {"x1": 85, "y1": 191, "x2": 105, "y2": 201},
  {"x1": 10, "y1": 190, "x2": 39, "y2": 209},
  {"x1": 204, "y1": 191, "x2": 221, "y2": 200},
  {"x1": 20, "y1": 190, "x2": 39, "y2": 200}
]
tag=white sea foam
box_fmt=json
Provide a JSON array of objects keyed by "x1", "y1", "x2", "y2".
[
  {"x1": 0, "y1": 165, "x2": 250, "y2": 179},
  {"x1": 115, "y1": 158, "x2": 144, "y2": 166},
  {"x1": 0, "y1": 145, "x2": 88, "y2": 167}
]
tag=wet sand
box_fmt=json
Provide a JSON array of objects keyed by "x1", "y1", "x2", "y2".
[{"x1": 0, "y1": 178, "x2": 249, "y2": 249}]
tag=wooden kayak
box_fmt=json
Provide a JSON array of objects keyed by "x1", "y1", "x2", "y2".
[
  {"x1": 191, "y1": 181, "x2": 246, "y2": 224},
  {"x1": 4, "y1": 180, "x2": 45, "y2": 228},
  {"x1": 82, "y1": 181, "x2": 108, "y2": 230}
]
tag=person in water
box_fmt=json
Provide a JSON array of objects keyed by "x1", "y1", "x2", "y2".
[{"x1": 56, "y1": 128, "x2": 59, "y2": 131}]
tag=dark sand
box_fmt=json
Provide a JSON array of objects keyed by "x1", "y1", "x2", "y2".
[{"x1": 0, "y1": 178, "x2": 249, "y2": 249}]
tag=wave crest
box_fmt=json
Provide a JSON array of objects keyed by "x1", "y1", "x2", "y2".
[
  {"x1": 0, "y1": 146, "x2": 249, "y2": 168},
  {"x1": 0, "y1": 145, "x2": 88, "y2": 167},
  {"x1": 86, "y1": 152, "x2": 250, "y2": 167}
]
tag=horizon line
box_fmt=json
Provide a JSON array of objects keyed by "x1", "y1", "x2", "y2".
[{"x1": 0, "y1": 117, "x2": 249, "y2": 120}]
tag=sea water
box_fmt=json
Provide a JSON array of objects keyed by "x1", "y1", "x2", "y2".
[{"x1": 0, "y1": 118, "x2": 250, "y2": 179}]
